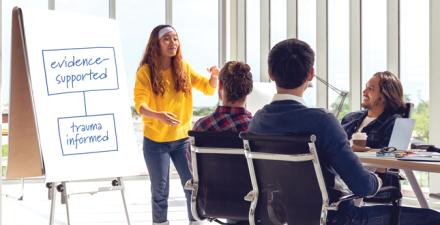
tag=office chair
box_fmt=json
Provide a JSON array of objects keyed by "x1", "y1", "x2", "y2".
[
  {"x1": 185, "y1": 131, "x2": 251, "y2": 224},
  {"x1": 400, "y1": 102, "x2": 414, "y2": 119},
  {"x1": 240, "y1": 132, "x2": 357, "y2": 225},
  {"x1": 362, "y1": 102, "x2": 414, "y2": 225}
]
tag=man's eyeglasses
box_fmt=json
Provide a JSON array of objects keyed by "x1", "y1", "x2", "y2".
[{"x1": 376, "y1": 147, "x2": 397, "y2": 156}]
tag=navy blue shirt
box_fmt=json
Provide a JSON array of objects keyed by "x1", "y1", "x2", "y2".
[
  {"x1": 341, "y1": 110, "x2": 401, "y2": 149},
  {"x1": 248, "y1": 98, "x2": 380, "y2": 204}
]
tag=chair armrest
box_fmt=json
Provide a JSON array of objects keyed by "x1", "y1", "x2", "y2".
[
  {"x1": 377, "y1": 186, "x2": 399, "y2": 193},
  {"x1": 364, "y1": 186, "x2": 402, "y2": 203},
  {"x1": 338, "y1": 194, "x2": 359, "y2": 202},
  {"x1": 328, "y1": 194, "x2": 361, "y2": 210},
  {"x1": 184, "y1": 179, "x2": 197, "y2": 191}
]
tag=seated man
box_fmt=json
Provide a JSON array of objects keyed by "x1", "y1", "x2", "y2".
[
  {"x1": 341, "y1": 71, "x2": 406, "y2": 150},
  {"x1": 193, "y1": 61, "x2": 253, "y2": 132},
  {"x1": 248, "y1": 38, "x2": 440, "y2": 225}
]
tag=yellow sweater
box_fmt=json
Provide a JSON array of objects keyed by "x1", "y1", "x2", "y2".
[{"x1": 134, "y1": 62, "x2": 215, "y2": 142}]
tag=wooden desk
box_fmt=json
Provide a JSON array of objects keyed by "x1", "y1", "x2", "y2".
[
  {"x1": 358, "y1": 154, "x2": 440, "y2": 208},
  {"x1": 359, "y1": 156, "x2": 440, "y2": 173}
]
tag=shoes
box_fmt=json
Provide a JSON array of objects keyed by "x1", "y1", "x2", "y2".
[{"x1": 153, "y1": 220, "x2": 202, "y2": 225}]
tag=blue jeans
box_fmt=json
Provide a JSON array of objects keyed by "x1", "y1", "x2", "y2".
[
  {"x1": 143, "y1": 137, "x2": 193, "y2": 223},
  {"x1": 327, "y1": 204, "x2": 440, "y2": 225}
]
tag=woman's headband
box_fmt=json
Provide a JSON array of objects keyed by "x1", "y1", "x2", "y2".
[{"x1": 158, "y1": 27, "x2": 176, "y2": 39}]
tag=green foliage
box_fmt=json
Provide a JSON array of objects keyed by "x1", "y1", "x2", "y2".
[
  {"x1": 411, "y1": 100, "x2": 429, "y2": 142},
  {"x1": 2, "y1": 145, "x2": 7, "y2": 176},
  {"x1": 404, "y1": 100, "x2": 430, "y2": 187},
  {"x1": 329, "y1": 98, "x2": 350, "y2": 120},
  {"x1": 402, "y1": 171, "x2": 429, "y2": 187},
  {"x1": 404, "y1": 94, "x2": 411, "y2": 103},
  {"x1": 193, "y1": 106, "x2": 215, "y2": 116},
  {"x1": 2, "y1": 144, "x2": 7, "y2": 157},
  {"x1": 131, "y1": 106, "x2": 139, "y2": 118}
]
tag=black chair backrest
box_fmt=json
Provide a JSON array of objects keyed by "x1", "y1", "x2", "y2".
[
  {"x1": 240, "y1": 132, "x2": 326, "y2": 225},
  {"x1": 188, "y1": 131, "x2": 252, "y2": 221},
  {"x1": 401, "y1": 102, "x2": 414, "y2": 118}
]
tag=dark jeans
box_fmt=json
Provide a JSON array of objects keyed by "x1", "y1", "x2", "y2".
[
  {"x1": 143, "y1": 137, "x2": 193, "y2": 223},
  {"x1": 328, "y1": 204, "x2": 440, "y2": 225}
]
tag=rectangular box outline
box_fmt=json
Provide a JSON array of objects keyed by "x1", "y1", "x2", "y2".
[
  {"x1": 57, "y1": 113, "x2": 119, "y2": 156},
  {"x1": 42, "y1": 47, "x2": 120, "y2": 96}
]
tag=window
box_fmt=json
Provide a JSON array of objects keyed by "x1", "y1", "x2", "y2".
[
  {"x1": 1, "y1": 0, "x2": 48, "y2": 105},
  {"x1": 298, "y1": 0, "x2": 316, "y2": 107},
  {"x1": 173, "y1": 0, "x2": 218, "y2": 108},
  {"x1": 400, "y1": 0, "x2": 429, "y2": 142},
  {"x1": 270, "y1": 0, "x2": 287, "y2": 48},
  {"x1": 246, "y1": 0, "x2": 261, "y2": 81},
  {"x1": 328, "y1": 0, "x2": 349, "y2": 118},
  {"x1": 55, "y1": 0, "x2": 108, "y2": 17},
  {"x1": 400, "y1": 0, "x2": 430, "y2": 189},
  {"x1": 362, "y1": 0, "x2": 387, "y2": 86},
  {"x1": 116, "y1": 0, "x2": 165, "y2": 106}
]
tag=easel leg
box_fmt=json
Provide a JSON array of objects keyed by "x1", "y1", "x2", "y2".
[
  {"x1": 4, "y1": 178, "x2": 25, "y2": 200},
  {"x1": 115, "y1": 177, "x2": 131, "y2": 225},
  {"x1": 18, "y1": 178, "x2": 24, "y2": 200},
  {"x1": 58, "y1": 182, "x2": 71, "y2": 225},
  {"x1": 48, "y1": 182, "x2": 57, "y2": 225}
]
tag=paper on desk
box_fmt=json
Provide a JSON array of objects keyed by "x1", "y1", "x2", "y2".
[{"x1": 398, "y1": 152, "x2": 440, "y2": 162}]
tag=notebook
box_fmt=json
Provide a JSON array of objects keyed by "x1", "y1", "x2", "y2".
[{"x1": 387, "y1": 118, "x2": 415, "y2": 150}]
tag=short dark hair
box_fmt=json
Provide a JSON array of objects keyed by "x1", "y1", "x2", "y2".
[
  {"x1": 219, "y1": 61, "x2": 253, "y2": 103},
  {"x1": 268, "y1": 38, "x2": 315, "y2": 89},
  {"x1": 373, "y1": 71, "x2": 405, "y2": 112}
]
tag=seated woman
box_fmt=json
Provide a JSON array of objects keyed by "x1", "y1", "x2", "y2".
[
  {"x1": 193, "y1": 61, "x2": 253, "y2": 132},
  {"x1": 192, "y1": 61, "x2": 253, "y2": 225}
]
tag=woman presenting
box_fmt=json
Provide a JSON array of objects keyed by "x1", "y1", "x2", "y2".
[{"x1": 134, "y1": 24, "x2": 218, "y2": 225}]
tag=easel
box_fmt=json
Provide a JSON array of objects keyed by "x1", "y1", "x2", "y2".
[
  {"x1": 47, "y1": 177, "x2": 131, "y2": 225},
  {"x1": 6, "y1": 7, "x2": 144, "y2": 225}
]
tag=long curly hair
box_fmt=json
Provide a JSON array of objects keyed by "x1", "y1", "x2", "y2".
[{"x1": 138, "y1": 25, "x2": 190, "y2": 96}]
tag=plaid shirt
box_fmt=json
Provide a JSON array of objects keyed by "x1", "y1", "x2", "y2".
[{"x1": 193, "y1": 106, "x2": 253, "y2": 132}]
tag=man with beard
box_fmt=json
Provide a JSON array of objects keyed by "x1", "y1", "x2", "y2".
[
  {"x1": 249, "y1": 39, "x2": 440, "y2": 225},
  {"x1": 341, "y1": 71, "x2": 406, "y2": 150}
]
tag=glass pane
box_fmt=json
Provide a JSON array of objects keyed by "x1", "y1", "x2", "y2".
[
  {"x1": 298, "y1": 0, "x2": 316, "y2": 107},
  {"x1": 2, "y1": 0, "x2": 48, "y2": 105},
  {"x1": 116, "y1": 0, "x2": 165, "y2": 106},
  {"x1": 55, "y1": 0, "x2": 108, "y2": 17},
  {"x1": 270, "y1": 0, "x2": 287, "y2": 48},
  {"x1": 246, "y1": 0, "x2": 260, "y2": 81},
  {"x1": 116, "y1": 1, "x2": 165, "y2": 146},
  {"x1": 362, "y1": 0, "x2": 387, "y2": 87},
  {"x1": 400, "y1": 0, "x2": 429, "y2": 142},
  {"x1": 173, "y1": 0, "x2": 218, "y2": 108},
  {"x1": 328, "y1": 0, "x2": 349, "y2": 119}
]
